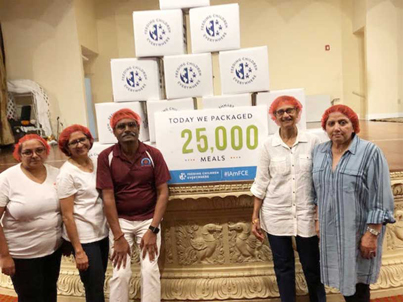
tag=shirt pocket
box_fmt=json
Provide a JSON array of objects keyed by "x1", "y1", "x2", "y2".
[
  {"x1": 299, "y1": 154, "x2": 313, "y2": 173},
  {"x1": 269, "y1": 156, "x2": 290, "y2": 176},
  {"x1": 339, "y1": 168, "x2": 364, "y2": 193},
  {"x1": 312, "y1": 167, "x2": 324, "y2": 192}
]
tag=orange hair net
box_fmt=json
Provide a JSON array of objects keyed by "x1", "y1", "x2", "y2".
[
  {"x1": 321, "y1": 105, "x2": 360, "y2": 133},
  {"x1": 58, "y1": 124, "x2": 94, "y2": 156},
  {"x1": 13, "y1": 134, "x2": 50, "y2": 162}
]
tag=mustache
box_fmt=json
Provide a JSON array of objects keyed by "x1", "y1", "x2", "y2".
[{"x1": 122, "y1": 132, "x2": 137, "y2": 137}]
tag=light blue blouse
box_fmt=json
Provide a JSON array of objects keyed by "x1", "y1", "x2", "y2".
[{"x1": 312, "y1": 134, "x2": 395, "y2": 296}]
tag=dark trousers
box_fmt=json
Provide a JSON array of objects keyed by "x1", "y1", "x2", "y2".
[
  {"x1": 343, "y1": 283, "x2": 370, "y2": 302},
  {"x1": 267, "y1": 234, "x2": 326, "y2": 302},
  {"x1": 11, "y1": 247, "x2": 62, "y2": 302},
  {"x1": 69, "y1": 237, "x2": 109, "y2": 302}
]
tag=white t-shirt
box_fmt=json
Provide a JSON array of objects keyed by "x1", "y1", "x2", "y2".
[
  {"x1": 0, "y1": 164, "x2": 62, "y2": 259},
  {"x1": 56, "y1": 159, "x2": 108, "y2": 243}
]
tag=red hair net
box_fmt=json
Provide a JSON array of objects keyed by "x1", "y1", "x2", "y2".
[
  {"x1": 13, "y1": 134, "x2": 50, "y2": 162},
  {"x1": 268, "y1": 95, "x2": 303, "y2": 124},
  {"x1": 110, "y1": 108, "x2": 141, "y2": 130},
  {"x1": 321, "y1": 105, "x2": 360, "y2": 133},
  {"x1": 58, "y1": 124, "x2": 94, "y2": 156}
]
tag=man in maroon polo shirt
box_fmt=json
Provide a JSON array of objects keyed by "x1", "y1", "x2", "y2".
[{"x1": 96, "y1": 108, "x2": 170, "y2": 302}]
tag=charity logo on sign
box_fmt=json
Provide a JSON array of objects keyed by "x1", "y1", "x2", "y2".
[
  {"x1": 201, "y1": 14, "x2": 228, "y2": 42},
  {"x1": 230, "y1": 57, "x2": 258, "y2": 85},
  {"x1": 175, "y1": 62, "x2": 202, "y2": 89},
  {"x1": 121, "y1": 66, "x2": 148, "y2": 93},
  {"x1": 145, "y1": 18, "x2": 171, "y2": 47}
]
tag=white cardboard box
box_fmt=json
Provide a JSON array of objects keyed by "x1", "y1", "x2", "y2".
[
  {"x1": 219, "y1": 46, "x2": 270, "y2": 95},
  {"x1": 256, "y1": 89, "x2": 307, "y2": 134},
  {"x1": 189, "y1": 4, "x2": 240, "y2": 54},
  {"x1": 160, "y1": 0, "x2": 210, "y2": 10},
  {"x1": 163, "y1": 53, "x2": 214, "y2": 99},
  {"x1": 201, "y1": 94, "x2": 251, "y2": 109},
  {"x1": 95, "y1": 102, "x2": 149, "y2": 144},
  {"x1": 88, "y1": 142, "x2": 114, "y2": 160},
  {"x1": 147, "y1": 98, "x2": 194, "y2": 143},
  {"x1": 111, "y1": 58, "x2": 161, "y2": 102},
  {"x1": 133, "y1": 10, "x2": 186, "y2": 57}
]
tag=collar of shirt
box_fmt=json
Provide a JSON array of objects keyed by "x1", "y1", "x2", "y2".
[
  {"x1": 321, "y1": 133, "x2": 359, "y2": 155},
  {"x1": 271, "y1": 129, "x2": 309, "y2": 149},
  {"x1": 112, "y1": 141, "x2": 147, "y2": 164}
]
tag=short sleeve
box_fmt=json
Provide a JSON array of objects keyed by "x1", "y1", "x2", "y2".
[
  {"x1": 56, "y1": 168, "x2": 77, "y2": 199},
  {"x1": 96, "y1": 150, "x2": 114, "y2": 190},
  {"x1": 250, "y1": 141, "x2": 271, "y2": 199},
  {"x1": 0, "y1": 172, "x2": 10, "y2": 207},
  {"x1": 152, "y1": 148, "x2": 171, "y2": 187}
]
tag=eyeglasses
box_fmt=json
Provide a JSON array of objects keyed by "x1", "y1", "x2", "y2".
[
  {"x1": 275, "y1": 107, "x2": 296, "y2": 117},
  {"x1": 21, "y1": 147, "x2": 46, "y2": 157},
  {"x1": 116, "y1": 122, "x2": 138, "y2": 130},
  {"x1": 68, "y1": 137, "x2": 88, "y2": 148}
]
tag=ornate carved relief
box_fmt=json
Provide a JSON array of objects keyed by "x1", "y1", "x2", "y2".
[
  {"x1": 386, "y1": 210, "x2": 403, "y2": 250},
  {"x1": 176, "y1": 223, "x2": 224, "y2": 265},
  {"x1": 164, "y1": 227, "x2": 174, "y2": 264},
  {"x1": 228, "y1": 222, "x2": 272, "y2": 263}
]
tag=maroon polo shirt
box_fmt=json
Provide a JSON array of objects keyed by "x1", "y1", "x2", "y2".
[{"x1": 96, "y1": 142, "x2": 171, "y2": 221}]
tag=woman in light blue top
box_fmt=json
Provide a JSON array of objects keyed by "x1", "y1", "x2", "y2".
[{"x1": 313, "y1": 105, "x2": 395, "y2": 302}]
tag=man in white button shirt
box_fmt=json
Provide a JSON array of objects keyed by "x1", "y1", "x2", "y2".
[{"x1": 251, "y1": 96, "x2": 326, "y2": 302}]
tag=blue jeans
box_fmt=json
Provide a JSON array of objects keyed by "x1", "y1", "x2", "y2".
[
  {"x1": 68, "y1": 237, "x2": 109, "y2": 302},
  {"x1": 267, "y1": 234, "x2": 326, "y2": 302},
  {"x1": 11, "y1": 247, "x2": 62, "y2": 302}
]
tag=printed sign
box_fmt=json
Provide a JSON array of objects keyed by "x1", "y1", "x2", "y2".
[{"x1": 155, "y1": 106, "x2": 268, "y2": 184}]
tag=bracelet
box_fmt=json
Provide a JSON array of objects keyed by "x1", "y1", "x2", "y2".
[
  {"x1": 114, "y1": 233, "x2": 124, "y2": 241},
  {"x1": 252, "y1": 218, "x2": 259, "y2": 225}
]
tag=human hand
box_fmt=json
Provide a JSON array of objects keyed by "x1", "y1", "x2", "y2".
[
  {"x1": 0, "y1": 255, "x2": 15, "y2": 276},
  {"x1": 75, "y1": 250, "x2": 89, "y2": 271},
  {"x1": 315, "y1": 220, "x2": 320, "y2": 239},
  {"x1": 252, "y1": 219, "x2": 265, "y2": 242},
  {"x1": 360, "y1": 231, "x2": 378, "y2": 259},
  {"x1": 111, "y1": 236, "x2": 131, "y2": 269},
  {"x1": 140, "y1": 230, "x2": 158, "y2": 261}
]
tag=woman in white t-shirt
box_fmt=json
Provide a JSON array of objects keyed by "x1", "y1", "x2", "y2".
[
  {"x1": 56, "y1": 125, "x2": 108, "y2": 302},
  {"x1": 0, "y1": 134, "x2": 62, "y2": 302}
]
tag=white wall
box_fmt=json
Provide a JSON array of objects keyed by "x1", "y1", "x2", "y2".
[{"x1": 0, "y1": 0, "x2": 88, "y2": 131}]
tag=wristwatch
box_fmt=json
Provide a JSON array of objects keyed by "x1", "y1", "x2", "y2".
[
  {"x1": 149, "y1": 225, "x2": 160, "y2": 234},
  {"x1": 366, "y1": 226, "x2": 380, "y2": 237}
]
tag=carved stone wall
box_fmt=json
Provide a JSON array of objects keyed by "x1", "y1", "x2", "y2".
[{"x1": 0, "y1": 172, "x2": 402, "y2": 301}]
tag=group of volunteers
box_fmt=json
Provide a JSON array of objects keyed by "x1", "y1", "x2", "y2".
[
  {"x1": 0, "y1": 99, "x2": 395, "y2": 302},
  {"x1": 0, "y1": 108, "x2": 169, "y2": 302}
]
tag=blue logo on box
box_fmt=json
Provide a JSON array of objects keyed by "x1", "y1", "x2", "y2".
[
  {"x1": 121, "y1": 66, "x2": 148, "y2": 93},
  {"x1": 202, "y1": 14, "x2": 228, "y2": 42},
  {"x1": 175, "y1": 62, "x2": 202, "y2": 89},
  {"x1": 231, "y1": 58, "x2": 258, "y2": 85},
  {"x1": 145, "y1": 19, "x2": 171, "y2": 47}
]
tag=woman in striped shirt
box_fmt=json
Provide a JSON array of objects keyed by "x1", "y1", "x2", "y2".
[{"x1": 313, "y1": 105, "x2": 395, "y2": 302}]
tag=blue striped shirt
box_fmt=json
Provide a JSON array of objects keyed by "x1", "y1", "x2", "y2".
[{"x1": 312, "y1": 134, "x2": 395, "y2": 296}]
